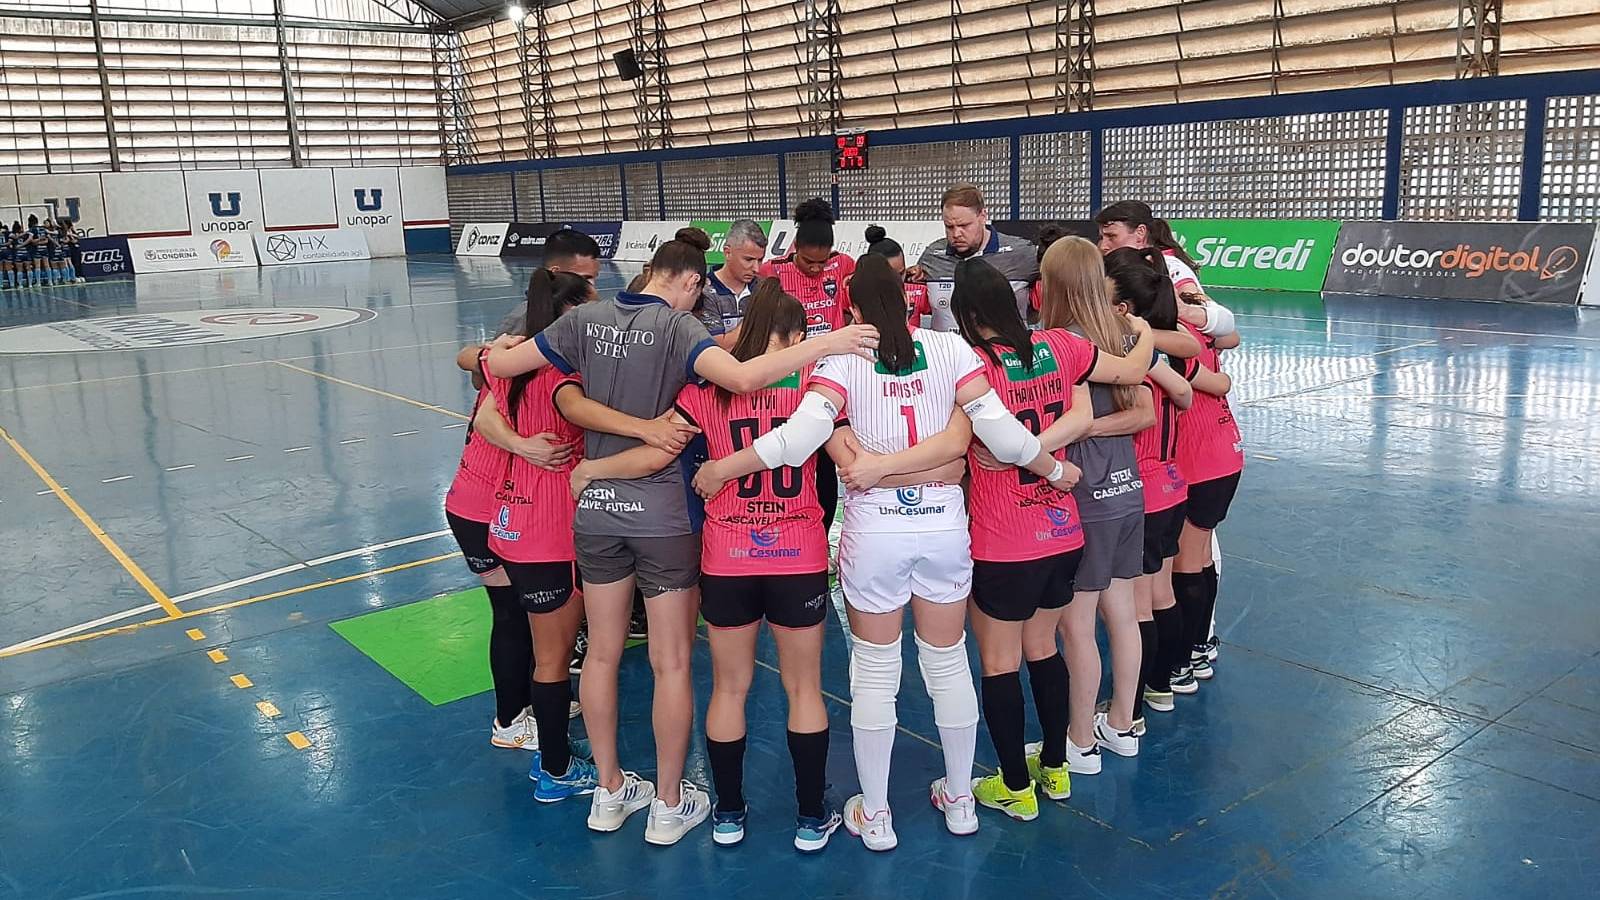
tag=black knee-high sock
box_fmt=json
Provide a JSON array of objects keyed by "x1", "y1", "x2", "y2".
[
  {"x1": 1134, "y1": 620, "x2": 1158, "y2": 719},
  {"x1": 1152, "y1": 605, "x2": 1185, "y2": 687},
  {"x1": 1172, "y1": 572, "x2": 1209, "y2": 655},
  {"x1": 1026, "y1": 654, "x2": 1069, "y2": 769},
  {"x1": 706, "y1": 736, "x2": 747, "y2": 813},
  {"x1": 486, "y1": 585, "x2": 532, "y2": 727},
  {"x1": 981, "y1": 672, "x2": 1029, "y2": 791},
  {"x1": 1200, "y1": 564, "x2": 1220, "y2": 645},
  {"x1": 787, "y1": 729, "x2": 829, "y2": 820},
  {"x1": 530, "y1": 678, "x2": 572, "y2": 776}
]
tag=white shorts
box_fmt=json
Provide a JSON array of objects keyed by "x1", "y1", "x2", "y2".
[{"x1": 838, "y1": 528, "x2": 973, "y2": 614}]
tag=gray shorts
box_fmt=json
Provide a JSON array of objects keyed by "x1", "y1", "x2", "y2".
[
  {"x1": 1075, "y1": 512, "x2": 1145, "y2": 593},
  {"x1": 574, "y1": 532, "x2": 701, "y2": 598}
]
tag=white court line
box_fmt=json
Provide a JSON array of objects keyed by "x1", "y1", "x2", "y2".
[
  {"x1": 338, "y1": 438, "x2": 365, "y2": 445},
  {"x1": 392, "y1": 430, "x2": 419, "y2": 437},
  {"x1": 164, "y1": 464, "x2": 196, "y2": 472},
  {"x1": 101, "y1": 475, "x2": 133, "y2": 483},
  {"x1": 441, "y1": 423, "x2": 465, "y2": 430},
  {"x1": 284, "y1": 446, "x2": 310, "y2": 453},
  {"x1": 225, "y1": 455, "x2": 254, "y2": 462},
  {"x1": 1370, "y1": 339, "x2": 1436, "y2": 356},
  {"x1": 0, "y1": 529, "x2": 454, "y2": 654}
]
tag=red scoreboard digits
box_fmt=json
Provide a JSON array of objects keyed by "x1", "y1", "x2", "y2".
[{"x1": 832, "y1": 133, "x2": 869, "y2": 171}]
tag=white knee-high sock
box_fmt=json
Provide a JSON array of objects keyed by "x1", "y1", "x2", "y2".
[
  {"x1": 849, "y1": 635, "x2": 902, "y2": 817},
  {"x1": 916, "y1": 634, "x2": 980, "y2": 798}
]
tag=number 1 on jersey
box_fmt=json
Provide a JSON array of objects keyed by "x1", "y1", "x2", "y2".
[{"x1": 899, "y1": 404, "x2": 919, "y2": 446}]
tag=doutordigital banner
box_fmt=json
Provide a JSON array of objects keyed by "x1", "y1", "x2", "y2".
[
  {"x1": 1324, "y1": 221, "x2": 1595, "y2": 305},
  {"x1": 1168, "y1": 219, "x2": 1339, "y2": 292}
]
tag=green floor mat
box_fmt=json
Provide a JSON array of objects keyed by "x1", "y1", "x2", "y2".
[
  {"x1": 331, "y1": 587, "x2": 647, "y2": 705},
  {"x1": 330, "y1": 587, "x2": 493, "y2": 706}
]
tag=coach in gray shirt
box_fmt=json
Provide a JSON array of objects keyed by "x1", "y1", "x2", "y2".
[{"x1": 914, "y1": 183, "x2": 1038, "y2": 330}]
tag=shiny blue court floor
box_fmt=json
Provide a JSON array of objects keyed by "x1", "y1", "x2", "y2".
[{"x1": 1, "y1": 258, "x2": 1597, "y2": 899}]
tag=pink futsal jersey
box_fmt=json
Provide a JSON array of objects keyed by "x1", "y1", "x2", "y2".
[
  {"x1": 966, "y1": 329, "x2": 1096, "y2": 562},
  {"x1": 1175, "y1": 324, "x2": 1244, "y2": 485},
  {"x1": 444, "y1": 352, "x2": 512, "y2": 523},
  {"x1": 1135, "y1": 374, "x2": 1188, "y2": 514},
  {"x1": 674, "y1": 371, "x2": 827, "y2": 576},
  {"x1": 485, "y1": 367, "x2": 584, "y2": 563},
  {"x1": 760, "y1": 253, "x2": 856, "y2": 338}
]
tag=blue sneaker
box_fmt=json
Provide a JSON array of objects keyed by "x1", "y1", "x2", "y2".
[
  {"x1": 711, "y1": 807, "x2": 746, "y2": 846},
  {"x1": 794, "y1": 807, "x2": 843, "y2": 854},
  {"x1": 527, "y1": 738, "x2": 593, "y2": 782},
  {"x1": 534, "y1": 757, "x2": 599, "y2": 803}
]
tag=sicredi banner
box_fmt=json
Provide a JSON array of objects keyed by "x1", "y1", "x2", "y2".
[
  {"x1": 455, "y1": 222, "x2": 509, "y2": 256},
  {"x1": 254, "y1": 228, "x2": 369, "y2": 266},
  {"x1": 501, "y1": 222, "x2": 564, "y2": 258},
  {"x1": 616, "y1": 221, "x2": 689, "y2": 262},
  {"x1": 1324, "y1": 221, "x2": 1596, "y2": 305},
  {"x1": 129, "y1": 234, "x2": 258, "y2": 274},
  {"x1": 564, "y1": 221, "x2": 622, "y2": 260},
  {"x1": 77, "y1": 236, "x2": 133, "y2": 279},
  {"x1": 1168, "y1": 219, "x2": 1339, "y2": 292}
]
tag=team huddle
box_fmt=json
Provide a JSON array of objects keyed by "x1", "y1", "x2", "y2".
[
  {"x1": 0, "y1": 215, "x2": 85, "y2": 289},
  {"x1": 445, "y1": 186, "x2": 1245, "y2": 853}
]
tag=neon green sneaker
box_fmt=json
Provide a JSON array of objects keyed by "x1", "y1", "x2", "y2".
[
  {"x1": 972, "y1": 773, "x2": 1038, "y2": 822},
  {"x1": 1025, "y1": 747, "x2": 1072, "y2": 801}
]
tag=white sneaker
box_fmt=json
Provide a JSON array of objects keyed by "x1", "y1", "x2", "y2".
[
  {"x1": 643, "y1": 781, "x2": 711, "y2": 846},
  {"x1": 1066, "y1": 737, "x2": 1102, "y2": 774},
  {"x1": 489, "y1": 710, "x2": 538, "y2": 751},
  {"x1": 842, "y1": 793, "x2": 897, "y2": 852},
  {"x1": 929, "y1": 777, "x2": 979, "y2": 836},
  {"x1": 569, "y1": 700, "x2": 582, "y2": 719},
  {"x1": 1094, "y1": 711, "x2": 1140, "y2": 757},
  {"x1": 586, "y1": 771, "x2": 656, "y2": 832}
]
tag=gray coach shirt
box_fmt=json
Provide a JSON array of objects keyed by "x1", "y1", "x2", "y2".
[
  {"x1": 916, "y1": 228, "x2": 1039, "y2": 330},
  {"x1": 533, "y1": 291, "x2": 717, "y2": 537}
]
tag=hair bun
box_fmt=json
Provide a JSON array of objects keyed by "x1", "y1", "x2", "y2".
[
  {"x1": 794, "y1": 198, "x2": 835, "y2": 225},
  {"x1": 864, "y1": 225, "x2": 887, "y2": 243},
  {"x1": 674, "y1": 226, "x2": 713, "y2": 252}
]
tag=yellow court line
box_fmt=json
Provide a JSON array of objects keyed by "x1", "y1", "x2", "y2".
[
  {"x1": 0, "y1": 551, "x2": 461, "y2": 659},
  {"x1": 0, "y1": 423, "x2": 182, "y2": 619},
  {"x1": 272, "y1": 361, "x2": 468, "y2": 421}
]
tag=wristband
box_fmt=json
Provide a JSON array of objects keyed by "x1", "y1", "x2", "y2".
[{"x1": 1046, "y1": 460, "x2": 1064, "y2": 483}]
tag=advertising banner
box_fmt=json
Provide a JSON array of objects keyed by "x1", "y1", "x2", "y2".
[
  {"x1": 77, "y1": 236, "x2": 133, "y2": 279},
  {"x1": 564, "y1": 221, "x2": 622, "y2": 259},
  {"x1": 333, "y1": 167, "x2": 404, "y2": 257},
  {"x1": 184, "y1": 170, "x2": 265, "y2": 239},
  {"x1": 616, "y1": 221, "x2": 690, "y2": 262},
  {"x1": 255, "y1": 228, "x2": 369, "y2": 266},
  {"x1": 102, "y1": 171, "x2": 190, "y2": 237},
  {"x1": 261, "y1": 168, "x2": 337, "y2": 232},
  {"x1": 1168, "y1": 219, "x2": 1339, "y2": 292},
  {"x1": 129, "y1": 234, "x2": 258, "y2": 274},
  {"x1": 455, "y1": 222, "x2": 510, "y2": 256},
  {"x1": 16, "y1": 173, "x2": 109, "y2": 236},
  {"x1": 765, "y1": 220, "x2": 946, "y2": 263},
  {"x1": 501, "y1": 222, "x2": 565, "y2": 258},
  {"x1": 1324, "y1": 221, "x2": 1596, "y2": 305}
]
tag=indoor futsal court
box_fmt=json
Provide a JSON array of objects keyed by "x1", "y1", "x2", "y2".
[
  {"x1": 3, "y1": 0, "x2": 1600, "y2": 895},
  {"x1": 2, "y1": 256, "x2": 1597, "y2": 897}
]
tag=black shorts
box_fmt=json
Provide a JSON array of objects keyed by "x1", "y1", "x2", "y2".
[
  {"x1": 446, "y1": 510, "x2": 502, "y2": 575},
  {"x1": 971, "y1": 551, "x2": 1082, "y2": 622},
  {"x1": 1142, "y1": 503, "x2": 1187, "y2": 575},
  {"x1": 502, "y1": 560, "x2": 578, "y2": 614},
  {"x1": 1185, "y1": 472, "x2": 1241, "y2": 531},
  {"x1": 701, "y1": 571, "x2": 830, "y2": 630}
]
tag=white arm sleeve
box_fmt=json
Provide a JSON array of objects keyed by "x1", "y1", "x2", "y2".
[
  {"x1": 751, "y1": 391, "x2": 837, "y2": 469},
  {"x1": 1199, "y1": 300, "x2": 1236, "y2": 337},
  {"x1": 962, "y1": 389, "x2": 1042, "y2": 466}
]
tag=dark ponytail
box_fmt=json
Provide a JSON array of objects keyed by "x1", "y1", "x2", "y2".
[
  {"x1": 718, "y1": 278, "x2": 807, "y2": 407},
  {"x1": 1147, "y1": 218, "x2": 1201, "y2": 273},
  {"x1": 1104, "y1": 248, "x2": 1179, "y2": 331},
  {"x1": 952, "y1": 257, "x2": 1034, "y2": 370},
  {"x1": 508, "y1": 267, "x2": 591, "y2": 424},
  {"x1": 864, "y1": 224, "x2": 903, "y2": 260},
  {"x1": 793, "y1": 197, "x2": 835, "y2": 252},
  {"x1": 850, "y1": 253, "x2": 916, "y2": 374}
]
